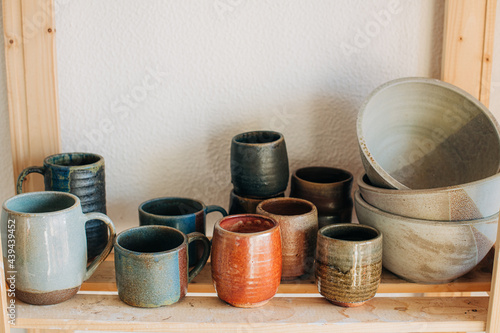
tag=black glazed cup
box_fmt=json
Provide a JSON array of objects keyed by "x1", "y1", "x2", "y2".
[
  {"x1": 230, "y1": 131, "x2": 289, "y2": 198},
  {"x1": 16, "y1": 152, "x2": 108, "y2": 260}
]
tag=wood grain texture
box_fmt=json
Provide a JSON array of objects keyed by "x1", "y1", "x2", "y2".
[
  {"x1": 0, "y1": 237, "x2": 10, "y2": 333},
  {"x1": 13, "y1": 295, "x2": 488, "y2": 332},
  {"x1": 3, "y1": 0, "x2": 60, "y2": 192},
  {"x1": 442, "y1": 0, "x2": 496, "y2": 106},
  {"x1": 486, "y1": 217, "x2": 500, "y2": 333}
]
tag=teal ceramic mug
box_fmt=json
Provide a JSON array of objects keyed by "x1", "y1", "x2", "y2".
[
  {"x1": 114, "y1": 225, "x2": 210, "y2": 307},
  {"x1": 139, "y1": 197, "x2": 226, "y2": 266},
  {"x1": 1, "y1": 191, "x2": 116, "y2": 305}
]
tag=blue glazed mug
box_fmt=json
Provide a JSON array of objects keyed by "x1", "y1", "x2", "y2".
[
  {"x1": 16, "y1": 152, "x2": 107, "y2": 260},
  {"x1": 1, "y1": 191, "x2": 116, "y2": 305},
  {"x1": 138, "y1": 197, "x2": 227, "y2": 266},
  {"x1": 114, "y1": 225, "x2": 210, "y2": 307}
]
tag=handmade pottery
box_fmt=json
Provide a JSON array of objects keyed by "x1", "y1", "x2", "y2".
[
  {"x1": 357, "y1": 77, "x2": 500, "y2": 190},
  {"x1": 358, "y1": 173, "x2": 500, "y2": 221},
  {"x1": 114, "y1": 226, "x2": 210, "y2": 308},
  {"x1": 230, "y1": 131, "x2": 289, "y2": 198},
  {"x1": 256, "y1": 197, "x2": 318, "y2": 280},
  {"x1": 139, "y1": 197, "x2": 226, "y2": 266},
  {"x1": 16, "y1": 152, "x2": 108, "y2": 260},
  {"x1": 354, "y1": 190, "x2": 498, "y2": 283},
  {"x1": 211, "y1": 214, "x2": 282, "y2": 307},
  {"x1": 1, "y1": 191, "x2": 116, "y2": 305},
  {"x1": 315, "y1": 223, "x2": 382, "y2": 307},
  {"x1": 229, "y1": 190, "x2": 284, "y2": 215},
  {"x1": 290, "y1": 166, "x2": 353, "y2": 228}
]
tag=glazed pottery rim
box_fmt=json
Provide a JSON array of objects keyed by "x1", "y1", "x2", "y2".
[
  {"x1": 115, "y1": 225, "x2": 187, "y2": 256},
  {"x1": 44, "y1": 152, "x2": 104, "y2": 169},
  {"x1": 2, "y1": 191, "x2": 80, "y2": 216},
  {"x1": 232, "y1": 130, "x2": 284, "y2": 147},
  {"x1": 293, "y1": 166, "x2": 353, "y2": 186},
  {"x1": 357, "y1": 77, "x2": 500, "y2": 190},
  {"x1": 357, "y1": 172, "x2": 500, "y2": 195},
  {"x1": 256, "y1": 197, "x2": 317, "y2": 217},
  {"x1": 354, "y1": 190, "x2": 500, "y2": 226},
  {"x1": 139, "y1": 197, "x2": 206, "y2": 218},
  {"x1": 215, "y1": 214, "x2": 279, "y2": 236},
  {"x1": 318, "y1": 223, "x2": 381, "y2": 244}
]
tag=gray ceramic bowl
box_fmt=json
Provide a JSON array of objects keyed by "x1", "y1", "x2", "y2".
[
  {"x1": 354, "y1": 190, "x2": 498, "y2": 284},
  {"x1": 357, "y1": 173, "x2": 500, "y2": 221},
  {"x1": 357, "y1": 77, "x2": 500, "y2": 190}
]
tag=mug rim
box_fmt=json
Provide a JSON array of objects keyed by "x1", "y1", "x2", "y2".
[
  {"x1": 256, "y1": 197, "x2": 317, "y2": 217},
  {"x1": 44, "y1": 152, "x2": 104, "y2": 169},
  {"x1": 215, "y1": 214, "x2": 279, "y2": 237},
  {"x1": 114, "y1": 225, "x2": 187, "y2": 256},
  {"x1": 318, "y1": 223, "x2": 382, "y2": 244},
  {"x1": 231, "y1": 130, "x2": 284, "y2": 147},
  {"x1": 2, "y1": 191, "x2": 80, "y2": 217},
  {"x1": 293, "y1": 166, "x2": 353, "y2": 186},
  {"x1": 138, "y1": 197, "x2": 206, "y2": 218}
]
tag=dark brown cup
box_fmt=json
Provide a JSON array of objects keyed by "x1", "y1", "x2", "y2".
[
  {"x1": 315, "y1": 223, "x2": 382, "y2": 307},
  {"x1": 229, "y1": 190, "x2": 285, "y2": 215},
  {"x1": 290, "y1": 166, "x2": 353, "y2": 228}
]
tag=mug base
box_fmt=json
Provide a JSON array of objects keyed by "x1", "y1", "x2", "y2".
[
  {"x1": 224, "y1": 298, "x2": 271, "y2": 308},
  {"x1": 16, "y1": 285, "x2": 80, "y2": 305},
  {"x1": 328, "y1": 299, "x2": 368, "y2": 307}
]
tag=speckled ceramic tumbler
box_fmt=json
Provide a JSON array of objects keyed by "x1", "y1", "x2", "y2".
[
  {"x1": 315, "y1": 223, "x2": 382, "y2": 307},
  {"x1": 16, "y1": 152, "x2": 107, "y2": 260}
]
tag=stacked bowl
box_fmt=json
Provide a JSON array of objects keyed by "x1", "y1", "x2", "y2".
[{"x1": 354, "y1": 77, "x2": 500, "y2": 284}]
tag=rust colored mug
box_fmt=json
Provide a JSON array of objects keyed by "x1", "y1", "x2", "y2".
[{"x1": 211, "y1": 214, "x2": 282, "y2": 308}]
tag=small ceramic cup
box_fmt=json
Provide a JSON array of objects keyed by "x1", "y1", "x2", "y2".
[
  {"x1": 229, "y1": 190, "x2": 284, "y2": 215},
  {"x1": 1, "y1": 191, "x2": 116, "y2": 305},
  {"x1": 256, "y1": 197, "x2": 318, "y2": 280},
  {"x1": 211, "y1": 214, "x2": 282, "y2": 308},
  {"x1": 139, "y1": 197, "x2": 226, "y2": 266},
  {"x1": 114, "y1": 226, "x2": 210, "y2": 308},
  {"x1": 290, "y1": 166, "x2": 353, "y2": 229},
  {"x1": 16, "y1": 152, "x2": 108, "y2": 260},
  {"x1": 230, "y1": 131, "x2": 289, "y2": 198},
  {"x1": 315, "y1": 223, "x2": 382, "y2": 307}
]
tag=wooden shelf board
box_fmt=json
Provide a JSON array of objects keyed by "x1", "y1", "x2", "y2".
[
  {"x1": 13, "y1": 295, "x2": 488, "y2": 332},
  {"x1": 82, "y1": 249, "x2": 494, "y2": 294}
]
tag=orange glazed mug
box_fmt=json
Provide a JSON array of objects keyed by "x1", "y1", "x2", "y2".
[{"x1": 211, "y1": 214, "x2": 282, "y2": 308}]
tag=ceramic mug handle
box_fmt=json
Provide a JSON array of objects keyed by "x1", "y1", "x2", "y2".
[
  {"x1": 16, "y1": 166, "x2": 46, "y2": 194},
  {"x1": 206, "y1": 205, "x2": 228, "y2": 218},
  {"x1": 83, "y1": 212, "x2": 117, "y2": 281},
  {"x1": 187, "y1": 232, "x2": 211, "y2": 283}
]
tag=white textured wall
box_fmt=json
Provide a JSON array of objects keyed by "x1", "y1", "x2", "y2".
[{"x1": 2, "y1": 0, "x2": 448, "y2": 234}]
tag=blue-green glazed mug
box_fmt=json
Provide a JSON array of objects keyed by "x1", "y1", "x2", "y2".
[
  {"x1": 114, "y1": 225, "x2": 210, "y2": 308},
  {"x1": 138, "y1": 197, "x2": 227, "y2": 266},
  {"x1": 1, "y1": 191, "x2": 116, "y2": 305}
]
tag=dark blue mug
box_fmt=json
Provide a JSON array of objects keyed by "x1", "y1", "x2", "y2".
[{"x1": 138, "y1": 197, "x2": 227, "y2": 266}]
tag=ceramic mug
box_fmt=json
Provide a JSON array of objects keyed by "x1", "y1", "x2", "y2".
[
  {"x1": 1, "y1": 191, "x2": 116, "y2": 305},
  {"x1": 290, "y1": 166, "x2": 353, "y2": 228},
  {"x1": 256, "y1": 197, "x2": 318, "y2": 280},
  {"x1": 16, "y1": 152, "x2": 108, "y2": 260},
  {"x1": 114, "y1": 225, "x2": 210, "y2": 308},
  {"x1": 212, "y1": 214, "x2": 282, "y2": 307},
  {"x1": 138, "y1": 197, "x2": 226, "y2": 266},
  {"x1": 315, "y1": 223, "x2": 382, "y2": 307},
  {"x1": 230, "y1": 131, "x2": 289, "y2": 198},
  {"x1": 229, "y1": 189, "x2": 284, "y2": 215}
]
